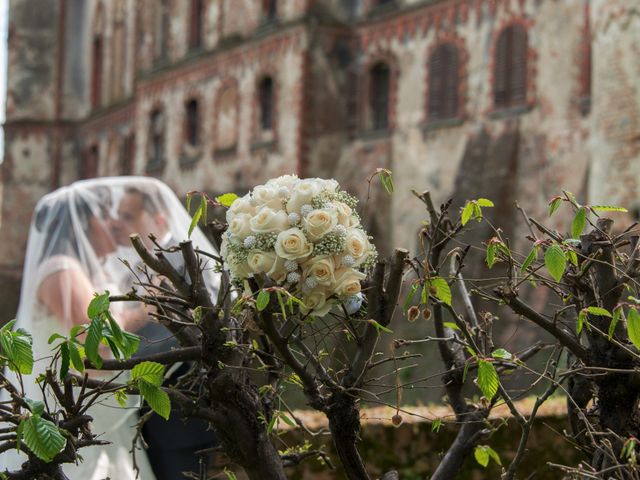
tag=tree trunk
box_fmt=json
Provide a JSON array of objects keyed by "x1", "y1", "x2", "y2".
[
  {"x1": 431, "y1": 411, "x2": 485, "y2": 480},
  {"x1": 326, "y1": 392, "x2": 371, "y2": 480}
]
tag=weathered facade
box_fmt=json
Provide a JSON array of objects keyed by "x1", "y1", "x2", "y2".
[{"x1": 1, "y1": 0, "x2": 639, "y2": 319}]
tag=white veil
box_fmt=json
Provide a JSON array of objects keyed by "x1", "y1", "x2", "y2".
[{"x1": 2, "y1": 176, "x2": 219, "y2": 478}]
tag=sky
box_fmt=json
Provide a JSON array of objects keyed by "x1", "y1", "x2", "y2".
[{"x1": 0, "y1": 0, "x2": 8, "y2": 163}]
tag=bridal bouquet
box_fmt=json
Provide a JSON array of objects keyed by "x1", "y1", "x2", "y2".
[{"x1": 220, "y1": 175, "x2": 377, "y2": 316}]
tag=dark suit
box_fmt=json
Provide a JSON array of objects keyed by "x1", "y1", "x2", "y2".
[{"x1": 128, "y1": 242, "x2": 217, "y2": 480}]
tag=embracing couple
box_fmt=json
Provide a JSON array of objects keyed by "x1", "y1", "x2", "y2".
[{"x1": 2, "y1": 177, "x2": 217, "y2": 480}]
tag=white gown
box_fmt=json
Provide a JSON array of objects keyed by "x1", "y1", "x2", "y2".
[{"x1": 2, "y1": 256, "x2": 156, "y2": 480}]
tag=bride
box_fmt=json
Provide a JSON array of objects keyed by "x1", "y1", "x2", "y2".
[{"x1": 0, "y1": 179, "x2": 157, "y2": 479}]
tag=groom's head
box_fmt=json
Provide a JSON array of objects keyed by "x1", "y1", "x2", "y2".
[{"x1": 112, "y1": 186, "x2": 168, "y2": 247}]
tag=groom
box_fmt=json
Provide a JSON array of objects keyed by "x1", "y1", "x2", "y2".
[{"x1": 111, "y1": 186, "x2": 217, "y2": 480}]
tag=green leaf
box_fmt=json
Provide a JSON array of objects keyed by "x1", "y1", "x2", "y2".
[
  {"x1": 25, "y1": 399, "x2": 45, "y2": 415},
  {"x1": 256, "y1": 290, "x2": 271, "y2": 312},
  {"x1": 216, "y1": 193, "x2": 239, "y2": 207},
  {"x1": 477, "y1": 359, "x2": 499, "y2": 400},
  {"x1": 476, "y1": 198, "x2": 494, "y2": 207},
  {"x1": 47, "y1": 333, "x2": 66, "y2": 345},
  {"x1": 119, "y1": 331, "x2": 140, "y2": 359},
  {"x1": 68, "y1": 342, "x2": 84, "y2": 374},
  {"x1": 548, "y1": 197, "x2": 562, "y2": 216},
  {"x1": 279, "y1": 412, "x2": 296, "y2": 428},
  {"x1": 223, "y1": 468, "x2": 238, "y2": 480},
  {"x1": 188, "y1": 201, "x2": 203, "y2": 239},
  {"x1": 521, "y1": 246, "x2": 539, "y2": 273},
  {"x1": 1, "y1": 319, "x2": 16, "y2": 331},
  {"x1": 486, "y1": 243, "x2": 496, "y2": 269},
  {"x1": 566, "y1": 249, "x2": 578, "y2": 267},
  {"x1": 474, "y1": 445, "x2": 490, "y2": 467},
  {"x1": 586, "y1": 306, "x2": 612, "y2": 317},
  {"x1": 431, "y1": 418, "x2": 443, "y2": 433},
  {"x1": 368, "y1": 319, "x2": 393, "y2": 334},
  {"x1": 200, "y1": 194, "x2": 208, "y2": 227},
  {"x1": 627, "y1": 308, "x2": 640, "y2": 350},
  {"x1": 461, "y1": 202, "x2": 475, "y2": 226},
  {"x1": 403, "y1": 283, "x2": 419, "y2": 313},
  {"x1": 491, "y1": 348, "x2": 512, "y2": 360},
  {"x1": 577, "y1": 310, "x2": 587, "y2": 334},
  {"x1": 267, "y1": 413, "x2": 278, "y2": 434},
  {"x1": 131, "y1": 361, "x2": 165, "y2": 387},
  {"x1": 474, "y1": 445, "x2": 501, "y2": 467},
  {"x1": 115, "y1": 388, "x2": 128, "y2": 408},
  {"x1": 443, "y1": 321, "x2": 460, "y2": 331},
  {"x1": 59, "y1": 343, "x2": 70, "y2": 381},
  {"x1": 84, "y1": 317, "x2": 103, "y2": 368},
  {"x1": 571, "y1": 207, "x2": 587, "y2": 239},
  {"x1": 486, "y1": 446, "x2": 502, "y2": 465},
  {"x1": 428, "y1": 277, "x2": 452, "y2": 306},
  {"x1": 544, "y1": 244, "x2": 567, "y2": 282},
  {"x1": 378, "y1": 169, "x2": 394, "y2": 195},
  {"x1": 87, "y1": 292, "x2": 110, "y2": 319},
  {"x1": 21, "y1": 415, "x2": 66, "y2": 462},
  {"x1": 609, "y1": 307, "x2": 622, "y2": 340},
  {"x1": 186, "y1": 192, "x2": 193, "y2": 214},
  {"x1": 591, "y1": 205, "x2": 628, "y2": 212},
  {"x1": 12, "y1": 336, "x2": 33, "y2": 375},
  {"x1": 138, "y1": 380, "x2": 171, "y2": 420}
]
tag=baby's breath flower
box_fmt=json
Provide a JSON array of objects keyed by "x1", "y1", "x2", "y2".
[
  {"x1": 284, "y1": 260, "x2": 298, "y2": 272},
  {"x1": 304, "y1": 276, "x2": 318, "y2": 289},
  {"x1": 341, "y1": 255, "x2": 356, "y2": 267},
  {"x1": 287, "y1": 272, "x2": 301, "y2": 284},
  {"x1": 254, "y1": 232, "x2": 278, "y2": 251},
  {"x1": 288, "y1": 212, "x2": 300, "y2": 225},
  {"x1": 243, "y1": 235, "x2": 257, "y2": 249},
  {"x1": 313, "y1": 230, "x2": 347, "y2": 256},
  {"x1": 300, "y1": 204, "x2": 313, "y2": 217}
]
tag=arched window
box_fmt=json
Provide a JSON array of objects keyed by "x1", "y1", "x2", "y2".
[
  {"x1": 185, "y1": 99, "x2": 200, "y2": 146},
  {"x1": 189, "y1": 0, "x2": 204, "y2": 50},
  {"x1": 155, "y1": 0, "x2": 170, "y2": 62},
  {"x1": 91, "y1": 36, "x2": 103, "y2": 109},
  {"x1": 148, "y1": 108, "x2": 165, "y2": 167},
  {"x1": 494, "y1": 24, "x2": 528, "y2": 109},
  {"x1": 258, "y1": 76, "x2": 274, "y2": 132},
  {"x1": 111, "y1": 0, "x2": 126, "y2": 100},
  {"x1": 263, "y1": 0, "x2": 277, "y2": 22},
  {"x1": 91, "y1": 3, "x2": 105, "y2": 109},
  {"x1": 81, "y1": 145, "x2": 99, "y2": 179},
  {"x1": 120, "y1": 134, "x2": 135, "y2": 175},
  {"x1": 216, "y1": 84, "x2": 239, "y2": 150},
  {"x1": 369, "y1": 62, "x2": 391, "y2": 130},
  {"x1": 428, "y1": 43, "x2": 459, "y2": 121}
]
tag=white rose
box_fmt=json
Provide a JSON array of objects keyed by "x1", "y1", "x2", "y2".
[
  {"x1": 228, "y1": 213, "x2": 253, "y2": 239},
  {"x1": 301, "y1": 288, "x2": 332, "y2": 317},
  {"x1": 345, "y1": 228, "x2": 370, "y2": 266},
  {"x1": 250, "y1": 207, "x2": 289, "y2": 233},
  {"x1": 247, "y1": 250, "x2": 287, "y2": 283},
  {"x1": 225, "y1": 251, "x2": 252, "y2": 281},
  {"x1": 349, "y1": 214, "x2": 360, "y2": 228},
  {"x1": 286, "y1": 179, "x2": 324, "y2": 213},
  {"x1": 303, "y1": 208, "x2": 338, "y2": 241},
  {"x1": 266, "y1": 174, "x2": 299, "y2": 190},
  {"x1": 320, "y1": 178, "x2": 339, "y2": 192},
  {"x1": 333, "y1": 267, "x2": 366, "y2": 297},
  {"x1": 226, "y1": 195, "x2": 256, "y2": 222},
  {"x1": 251, "y1": 185, "x2": 283, "y2": 210},
  {"x1": 302, "y1": 255, "x2": 336, "y2": 286},
  {"x1": 329, "y1": 201, "x2": 353, "y2": 227},
  {"x1": 274, "y1": 228, "x2": 314, "y2": 260}
]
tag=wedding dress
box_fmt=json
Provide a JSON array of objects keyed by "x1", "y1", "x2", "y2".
[{"x1": 0, "y1": 177, "x2": 218, "y2": 479}]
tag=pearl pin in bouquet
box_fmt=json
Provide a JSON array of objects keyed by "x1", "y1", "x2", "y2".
[{"x1": 220, "y1": 175, "x2": 377, "y2": 316}]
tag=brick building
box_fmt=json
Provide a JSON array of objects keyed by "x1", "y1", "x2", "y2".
[{"x1": 1, "y1": 0, "x2": 639, "y2": 320}]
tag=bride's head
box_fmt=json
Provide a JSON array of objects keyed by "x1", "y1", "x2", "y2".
[{"x1": 34, "y1": 187, "x2": 117, "y2": 269}]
